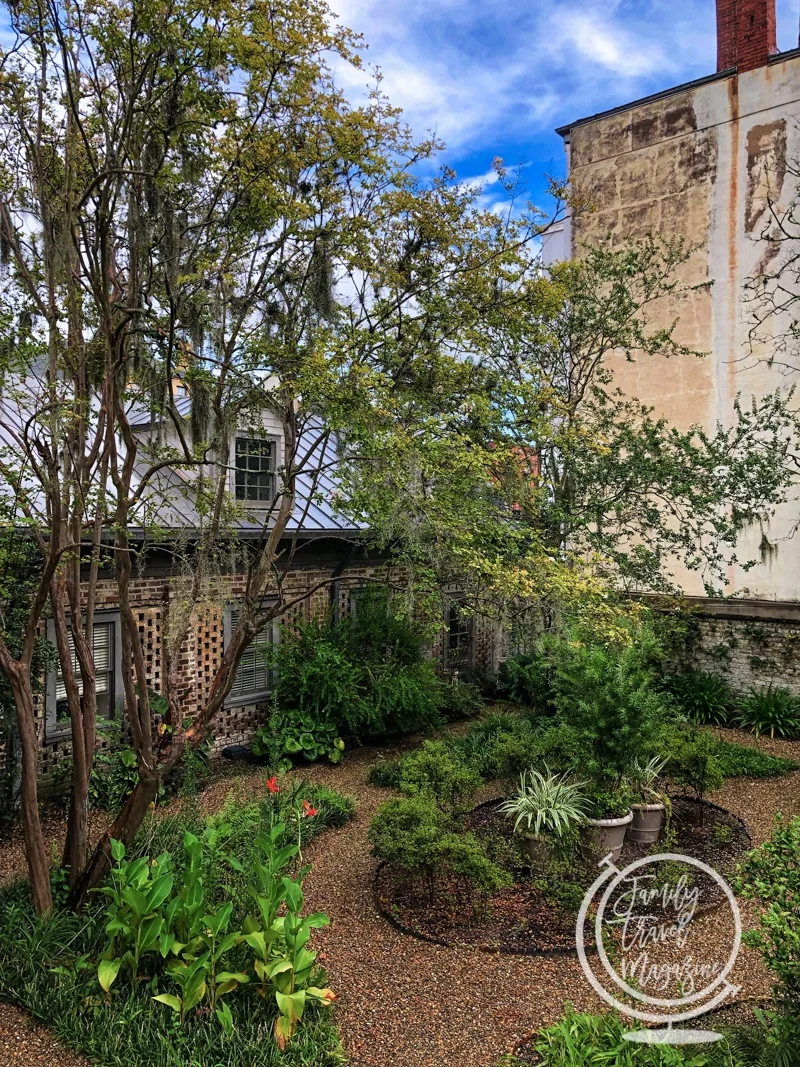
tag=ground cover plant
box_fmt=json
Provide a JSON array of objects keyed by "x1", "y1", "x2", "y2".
[
  {"x1": 504, "y1": 1007, "x2": 775, "y2": 1066},
  {"x1": 0, "y1": 778, "x2": 354, "y2": 1066},
  {"x1": 736, "y1": 684, "x2": 800, "y2": 740}
]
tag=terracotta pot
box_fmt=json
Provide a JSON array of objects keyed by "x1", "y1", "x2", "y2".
[
  {"x1": 579, "y1": 810, "x2": 633, "y2": 864},
  {"x1": 628, "y1": 802, "x2": 666, "y2": 845},
  {"x1": 521, "y1": 833, "x2": 554, "y2": 877}
]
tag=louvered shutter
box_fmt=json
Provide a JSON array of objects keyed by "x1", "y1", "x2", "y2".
[
  {"x1": 55, "y1": 622, "x2": 113, "y2": 700},
  {"x1": 229, "y1": 609, "x2": 273, "y2": 698}
]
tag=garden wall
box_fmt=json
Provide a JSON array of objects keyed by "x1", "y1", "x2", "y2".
[{"x1": 685, "y1": 599, "x2": 800, "y2": 695}]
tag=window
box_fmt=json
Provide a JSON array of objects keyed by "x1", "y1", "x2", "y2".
[
  {"x1": 234, "y1": 437, "x2": 276, "y2": 502},
  {"x1": 50, "y1": 620, "x2": 117, "y2": 734},
  {"x1": 445, "y1": 600, "x2": 473, "y2": 669},
  {"x1": 227, "y1": 607, "x2": 276, "y2": 702}
]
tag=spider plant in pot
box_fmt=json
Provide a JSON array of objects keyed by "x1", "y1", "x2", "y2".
[
  {"x1": 498, "y1": 767, "x2": 589, "y2": 876},
  {"x1": 626, "y1": 755, "x2": 671, "y2": 845}
]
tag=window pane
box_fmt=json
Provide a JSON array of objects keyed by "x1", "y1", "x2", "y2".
[{"x1": 234, "y1": 438, "x2": 276, "y2": 502}]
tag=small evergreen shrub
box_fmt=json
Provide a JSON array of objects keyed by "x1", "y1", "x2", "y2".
[{"x1": 397, "y1": 739, "x2": 482, "y2": 816}]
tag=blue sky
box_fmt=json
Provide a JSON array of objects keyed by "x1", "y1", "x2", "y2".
[{"x1": 333, "y1": 0, "x2": 800, "y2": 211}]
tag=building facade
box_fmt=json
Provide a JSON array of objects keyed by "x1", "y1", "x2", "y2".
[{"x1": 550, "y1": 0, "x2": 800, "y2": 683}]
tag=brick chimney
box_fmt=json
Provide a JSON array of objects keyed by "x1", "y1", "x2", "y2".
[{"x1": 716, "y1": 0, "x2": 777, "y2": 72}]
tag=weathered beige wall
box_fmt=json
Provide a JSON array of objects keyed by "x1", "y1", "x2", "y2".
[{"x1": 568, "y1": 57, "x2": 800, "y2": 600}]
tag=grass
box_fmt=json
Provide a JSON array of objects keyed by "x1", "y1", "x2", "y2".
[{"x1": 0, "y1": 779, "x2": 355, "y2": 1067}]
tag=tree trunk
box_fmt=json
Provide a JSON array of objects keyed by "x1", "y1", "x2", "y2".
[
  {"x1": 66, "y1": 770, "x2": 159, "y2": 911},
  {"x1": 11, "y1": 671, "x2": 53, "y2": 914}
]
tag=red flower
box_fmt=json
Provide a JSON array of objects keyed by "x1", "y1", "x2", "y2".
[
  {"x1": 266, "y1": 776, "x2": 280, "y2": 794},
  {"x1": 302, "y1": 799, "x2": 318, "y2": 818}
]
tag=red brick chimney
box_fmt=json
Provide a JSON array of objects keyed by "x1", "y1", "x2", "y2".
[{"x1": 716, "y1": 0, "x2": 777, "y2": 72}]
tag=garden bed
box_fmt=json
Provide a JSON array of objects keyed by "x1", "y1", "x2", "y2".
[{"x1": 374, "y1": 796, "x2": 750, "y2": 955}]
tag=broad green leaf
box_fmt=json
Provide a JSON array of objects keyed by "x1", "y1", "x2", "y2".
[
  {"x1": 97, "y1": 957, "x2": 122, "y2": 993},
  {"x1": 153, "y1": 993, "x2": 182, "y2": 1014}
]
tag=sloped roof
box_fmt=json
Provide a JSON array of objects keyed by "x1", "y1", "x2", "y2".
[{"x1": 0, "y1": 380, "x2": 360, "y2": 538}]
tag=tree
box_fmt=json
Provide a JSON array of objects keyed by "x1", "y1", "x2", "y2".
[
  {"x1": 0, "y1": 0, "x2": 553, "y2": 910},
  {"x1": 488, "y1": 237, "x2": 800, "y2": 597}
]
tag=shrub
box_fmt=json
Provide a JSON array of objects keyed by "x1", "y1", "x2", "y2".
[
  {"x1": 667, "y1": 728, "x2": 724, "y2": 810},
  {"x1": 366, "y1": 757, "x2": 403, "y2": 789},
  {"x1": 88, "y1": 744, "x2": 140, "y2": 811},
  {"x1": 397, "y1": 739, "x2": 482, "y2": 816},
  {"x1": 736, "y1": 684, "x2": 800, "y2": 739},
  {"x1": 369, "y1": 795, "x2": 509, "y2": 901},
  {"x1": 437, "y1": 678, "x2": 483, "y2": 721},
  {"x1": 665, "y1": 670, "x2": 733, "y2": 725},
  {"x1": 737, "y1": 815, "x2": 800, "y2": 1014},
  {"x1": 270, "y1": 592, "x2": 443, "y2": 742},
  {"x1": 497, "y1": 647, "x2": 556, "y2": 714},
  {"x1": 551, "y1": 638, "x2": 667, "y2": 787},
  {"x1": 251, "y1": 707, "x2": 344, "y2": 770}
]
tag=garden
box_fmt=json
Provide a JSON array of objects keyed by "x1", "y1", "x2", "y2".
[{"x1": 1, "y1": 594, "x2": 800, "y2": 1066}]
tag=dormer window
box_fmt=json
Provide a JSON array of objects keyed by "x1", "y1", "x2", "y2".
[{"x1": 234, "y1": 437, "x2": 277, "y2": 502}]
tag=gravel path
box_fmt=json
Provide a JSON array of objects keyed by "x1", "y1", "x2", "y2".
[{"x1": 1, "y1": 725, "x2": 798, "y2": 1067}]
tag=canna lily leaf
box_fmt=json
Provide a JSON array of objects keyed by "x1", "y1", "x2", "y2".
[
  {"x1": 97, "y1": 957, "x2": 122, "y2": 993},
  {"x1": 153, "y1": 993, "x2": 182, "y2": 1014}
]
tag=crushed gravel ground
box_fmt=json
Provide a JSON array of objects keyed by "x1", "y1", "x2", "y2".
[{"x1": 0, "y1": 725, "x2": 798, "y2": 1067}]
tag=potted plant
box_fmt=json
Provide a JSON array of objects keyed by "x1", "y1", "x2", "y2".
[
  {"x1": 499, "y1": 767, "x2": 588, "y2": 875},
  {"x1": 627, "y1": 755, "x2": 670, "y2": 845},
  {"x1": 579, "y1": 783, "x2": 634, "y2": 863}
]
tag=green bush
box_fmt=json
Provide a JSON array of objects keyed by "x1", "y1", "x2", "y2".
[
  {"x1": 498, "y1": 649, "x2": 555, "y2": 714},
  {"x1": 0, "y1": 789, "x2": 348, "y2": 1066},
  {"x1": 437, "y1": 678, "x2": 483, "y2": 721},
  {"x1": 738, "y1": 815, "x2": 800, "y2": 1014},
  {"x1": 666, "y1": 728, "x2": 724, "y2": 806},
  {"x1": 369, "y1": 794, "x2": 509, "y2": 900},
  {"x1": 397, "y1": 739, "x2": 482, "y2": 816},
  {"x1": 366, "y1": 756, "x2": 403, "y2": 789},
  {"x1": 88, "y1": 745, "x2": 139, "y2": 811},
  {"x1": 551, "y1": 637, "x2": 667, "y2": 787},
  {"x1": 736, "y1": 684, "x2": 800, "y2": 740},
  {"x1": 665, "y1": 670, "x2": 734, "y2": 725},
  {"x1": 270, "y1": 591, "x2": 443, "y2": 742}
]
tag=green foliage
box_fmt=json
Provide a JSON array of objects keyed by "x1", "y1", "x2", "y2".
[
  {"x1": 497, "y1": 650, "x2": 555, "y2": 714},
  {"x1": 666, "y1": 728, "x2": 725, "y2": 805},
  {"x1": 437, "y1": 679, "x2": 484, "y2": 722},
  {"x1": 738, "y1": 815, "x2": 800, "y2": 1014},
  {"x1": 736, "y1": 685, "x2": 800, "y2": 740},
  {"x1": 397, "y1": 739, "x2": 482, "y2": 816},
  {"x1": 252, "y1": 707, "x2": 344, "y2": 771},
  {"x1": 0, "y1": 535, "x2": 56, "y2": 830},
  {"x1": 498, "y1": 768, "x2": 588, "y2": 837},
  {"x1": 712, "y1": 740, "x2": 798, "y2": 779},
  {"x1": 270, "y1": 594, "x2": 443, "y2": 742},
  {"x1": 551, "y1": 634, "x2": 668, "y2": 788},
  {"x1": 366, "y1": 757, "x2": 404, "y2": 789},
  {"x1": 88, "y1": 745, "x2": 140, "y2": 812},
  {"x1": 368, "y1": 794, "x2": 509, "y2": 899},
  {"x1": 529, "y1": 1007, "x2": 742, "y2": 1066},
  {"x1": 665, "y1": 670, "x2": 734, "y2": 725},
  {"x1": 0, "y1": 781, "x2": 347, "y2": 1065}
]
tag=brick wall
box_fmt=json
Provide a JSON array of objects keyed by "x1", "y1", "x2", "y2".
[{"x1": 688, "y1": 613, "x2": 800, "y2": 694}]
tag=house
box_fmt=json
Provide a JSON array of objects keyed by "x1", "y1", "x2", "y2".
[
  {"x1": 0, "y1": 372, "x2": 499, "y2": 791},
  {"x1": 548, "y1": 0, "x2": 800, "y2": 691}
]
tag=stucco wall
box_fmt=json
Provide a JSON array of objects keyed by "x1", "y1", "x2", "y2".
[{"x1": 567, "y1": 56, "x2": 800, "y2": 600}]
